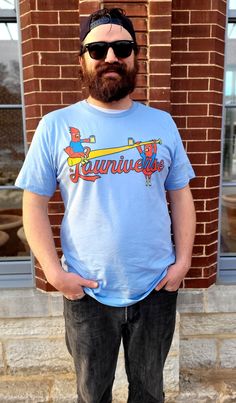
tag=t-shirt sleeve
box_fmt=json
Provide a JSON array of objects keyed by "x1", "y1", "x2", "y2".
[
  {"x1": 164, "y1": 119, "x2": 195, "y2": 190},
  {"x1": 15, "y1": 117, "x2": 57, "y2": 197}
]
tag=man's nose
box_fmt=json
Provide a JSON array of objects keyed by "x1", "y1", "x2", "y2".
[{"x1": 104, "y1": 46, "x2": 118, "y2": 63}]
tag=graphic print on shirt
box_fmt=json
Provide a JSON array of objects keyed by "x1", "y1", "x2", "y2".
[{"x1": 64, "y1": 127, "x2": 164, "y2": 186}]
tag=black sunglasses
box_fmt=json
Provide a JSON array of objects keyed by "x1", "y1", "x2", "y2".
[{"x1": 80, "y1": 40, "x2": 137, "y2": 60}]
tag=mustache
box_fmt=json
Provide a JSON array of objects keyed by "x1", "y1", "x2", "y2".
[{"x1": 95, "y1": 62, "x2": 127, "y2": 76}]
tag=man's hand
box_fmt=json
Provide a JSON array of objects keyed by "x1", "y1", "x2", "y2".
[
  {"x1": 49, "y1": 270, "x2": 98, "y2": 300},
  {"x1": 155, "y1": 263, "x2": 190, "y2": 292}
]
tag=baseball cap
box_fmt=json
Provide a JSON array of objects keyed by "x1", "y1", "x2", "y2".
[{"x1": 80, "y1": 8, "x2": 137, "y2": 44}]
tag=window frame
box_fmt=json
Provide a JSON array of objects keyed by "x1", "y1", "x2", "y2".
[
  {"x1": 0, "y1": 4, "x2": 34, "y2": 288},
  {"x1": 218, "y1": 4, "x2": 236, "y2": 284}
]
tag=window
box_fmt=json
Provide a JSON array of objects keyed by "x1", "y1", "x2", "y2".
[
  {"x1": 0, "y1": 0, "x2": 33, "y2": 288},
  {"x1": 219, "y1": 0, "x2": 236, "y2": 282}
]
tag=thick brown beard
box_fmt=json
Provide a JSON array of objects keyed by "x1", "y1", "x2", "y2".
[{"x1": 81, "y1": 58, "x2": 139, "y2": 103}]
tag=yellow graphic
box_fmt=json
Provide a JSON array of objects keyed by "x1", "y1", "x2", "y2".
[{"x1": 67, "y1": 138, "x2": 162, "y2": 167}]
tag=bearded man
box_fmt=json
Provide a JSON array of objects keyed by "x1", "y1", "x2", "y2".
[{"x1": 16, "y1": 8, "x2": 196, "y2": 403}]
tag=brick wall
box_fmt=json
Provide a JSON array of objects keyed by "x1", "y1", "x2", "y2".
[{"x1": 19, "y1": 0, "x2": 227, "y2": 291}]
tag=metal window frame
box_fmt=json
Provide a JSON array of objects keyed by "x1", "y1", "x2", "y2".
[
  {"x1": 218, "y1": 1, "x2": 236, "y2": 283},
  {"x1": 0, "y1": 2, "x2": 33, "y2": 288}
]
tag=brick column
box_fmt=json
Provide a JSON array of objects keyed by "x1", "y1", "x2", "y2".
[
  {"x1": 148, "y1": 0, "x2": 172, "y2": 111},
  {"x1": 19, "y1": 0, "x2": 81, "y2": 291},
  {"x1": 171, "y1": 0, "x2": 227, "y2": 287}
]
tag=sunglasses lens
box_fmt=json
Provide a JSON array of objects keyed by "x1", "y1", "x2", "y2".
[
  {"x1": 85, "y1": 41, "x2": 135, "y2": 60},
  {"x1": 87, "y1": 43, "x2": 108, "y2": 60},
  {"x1": 113, "y1": 42, "x2": 133, "y2": 58}
]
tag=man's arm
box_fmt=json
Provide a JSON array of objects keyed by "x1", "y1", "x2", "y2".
[
  {"x1": 23, "y1": 190, "x2": 98, "y2": 299},
  {"x1": 155, "y1": 184, "x2": 196, "y2": 291}
]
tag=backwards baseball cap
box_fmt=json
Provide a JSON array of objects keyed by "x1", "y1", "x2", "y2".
[{"x1": 80, "y1": 8, "x2": 137, "y2": 44}]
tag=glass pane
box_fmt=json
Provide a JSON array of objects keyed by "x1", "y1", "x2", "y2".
[
  {"x1": 0, "y1": 108, "x2": 25, "y2": 185},
  {"x1": 223, "y1": 108, "x2": 236, "y2": 181},
  {"x1": 0, "y1": 22, "x2": 21, "y2": 104},
  {"x1": 0, "y1": 190, "x2": 30, "y2": 259},
  {"x1": 229, "y1": 0, "x2": 236, "y2": 11},
  {"x1": 225, "y1": 23, "x2": 236, "y2": 105},
  {"x1": 0, "y1": 0, "x2": 15, "y2": 9}
]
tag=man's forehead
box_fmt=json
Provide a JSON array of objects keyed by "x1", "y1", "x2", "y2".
[{"x1": 83, "y1": 24, "x2": 133, "y2": 44}]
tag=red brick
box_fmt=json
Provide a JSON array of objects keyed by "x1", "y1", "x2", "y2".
[
  {"x1": 186, "y1": 268, "x2": 203, "y2": 278},
  {"x1": 171, "y1": 91, "x2": 187, "y2": 104},
  {"x1": 29, "y1": 65, "x2": 60, "y2": 79},
  {"x1": 188, "y1": 91, "x2": 222, "y2": 104},
  {"x1": 189, "y1": 65, "x2": 223, "y2": 79},
  {"x1": 41, "y1": 79, "x2": 79, "y2": 91},
  {"x1": 149, "y1": 75, "x2": 171, "y2": 90},
  {"x1": 59, "y1": 11, "x2": 80, "y2": 24},
  {"x1": 131, "y1": 87, "x2": 147, "y2": 101},
  {"x1": 206, "y1": 198, "x2": 219, "y2": 210},
  {"x1": 172, "y1": 78, "x2": 209, "y2": 91},
  {"x1": 171, "y1": 38, "x2": 188, "y2": 51},
  {"x1": 149, "y1": 1, "x2": 171, "y2": 16},
  {"x1": 21, "y1": 25, "x2": 38, "y2": 42},
  {"x1": 194, "y1": 164, "x2": 220, "y2": 177},
  {"x1": 20, "y1": 0, "x2": 36, "y2": 16},
  {"x1": 24, "y1": 78, "x2": 40, "y2": 93},
  {"x1": 39, "y1": 25, "x2": 80, "y2": 38},
  {"x1": 132, "y1": 17, "x2": 147, "y2": 32},
  {"x1": 187, "y1": 116, "x2": 221, "y2": 129},
  {"x1": 41, "y1": 105, "x2": 65, "y2": 115},
  {"x1": 61, "y1": 66, "x2": 81, "y2": 78},
  {"x1": 172, "y1": 11, "x2": 190, "y2": 24},
  {"x1": 207, "y1": 152, "x2": 221, "y2": 164},
  {"x1": 149, "y1": 63, "x2": 169, "y2": 79},
  {"x1": 25, "y1": 104, "x2": 41, "y2": 119},
  {"x1": 79, "y1": 1, "x2": 101, "y2": 15},
  {"x1": 173, "y1": 104, "x2": 208, "y2": 116},
  {"x1": 150, "y1": 88, "x2": 170, "y2": 102},
  {"x1": 22, "y1": 52, "x2": 39, "y2": 68},
  {"x1": 188, "y1": 140, "x2": 221, "y2": 153},
  {"x1": 24, "y1": 91, "x2": 62, "y2": 105},
  {"x1": 189, "y1": 38, "x2": 225, "y2": 53},
  {"x1": 187, "y1": 153, "x2": 206, "y2": 164},
  {"x1": 38, "y1": 0, "x2": 79, "y2": 10},
  {"x1": 184, "y1": 274, "x2": 216, "y2": 288},
  {"x1": 60, "y1": 39, "x2": 79, "y2": 51},
  {"x1": 149, "y1": 30, "x2": 171, "y2": 45},
  {"x1": 172, "y1": 0, "x2": 212, "y2": 10},
  {"x1": 172, "y1": 24, "x2": 211, "y2": 38},
  {"x1": 180, "y1": 129, "x2": 207, "y2": 141},
  {"x1": 172, "y1": 51, "x2": 209, "y2": 65},
  {"x1": 150, "y1": 45, "x2": 171, "y2": 59},
  {"x1": 211, "y1": 24, "x2": 225, "y2": 41},
  {"x1": 104, "y1": 4, "x2": 147, "y2": 16},
  {"x1": 40, "y1": 52, "x2": 78, "y2": 65},
  {"x1": 62, "y1": 92, "x2": 82, "y2": 105},
  {"x1": 149, "y1": 61, "x2": 170, "y2": 75},
  {"x1": 191, "y1": 10, "x2": 225, "y2": 26},
  {"x1": 149, "y1": 16, "x2": 171, "y2": 30},
  {"x1": 30, "y1": 39, "x2": 59, "y2": 52},
  {"x1": 171, "y1": 65, "x2": 187, "y2": 78},
  {"x1": 31, "y1": 11, "x2": 59, "y2": 24}
]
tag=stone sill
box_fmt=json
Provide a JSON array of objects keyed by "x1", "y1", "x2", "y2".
[{"x1": 0, "y1": 284, "x2": 235, "y2": 319}]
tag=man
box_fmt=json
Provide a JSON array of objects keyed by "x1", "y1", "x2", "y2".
[{"x1": 16, "y1": 8, "x2": 196, "y2": 403}]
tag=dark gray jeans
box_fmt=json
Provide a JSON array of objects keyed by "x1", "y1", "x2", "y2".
[{"x1": 63, "y1": 289, "x2": 178, "y2": 403}]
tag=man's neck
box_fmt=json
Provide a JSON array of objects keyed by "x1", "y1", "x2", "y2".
[{"x1": 87, "y1": 95, "x2": 132, "y2": 110}]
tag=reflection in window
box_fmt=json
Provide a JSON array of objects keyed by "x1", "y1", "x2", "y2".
[
  {"x1": 221, "y1": 189, "x2": 236, "y2": 253},
  {"x1": 0, "y1": 22, "x2": 20, "y2": 104},
  {"x1": 0, "y1": 190, "x2": 30, "y2": 259},
  {"x1": 0, "y1": 0, "x2": 15, "y2": 9},
  {"x1": 223, "y1": 108, "x2": 236, "y2": 181}
]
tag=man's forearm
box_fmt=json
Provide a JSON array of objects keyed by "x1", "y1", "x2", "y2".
[
  {"x1": 169, "y1": 185, "x2": 196, "y2": 270},
  {"x1": 23, "y1": 191, "x2": 63, "y2": 285}
]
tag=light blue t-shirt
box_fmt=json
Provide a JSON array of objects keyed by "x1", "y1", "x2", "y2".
[{"x1": 15, "y1": 101, "x2": 195, "y2": 307}]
